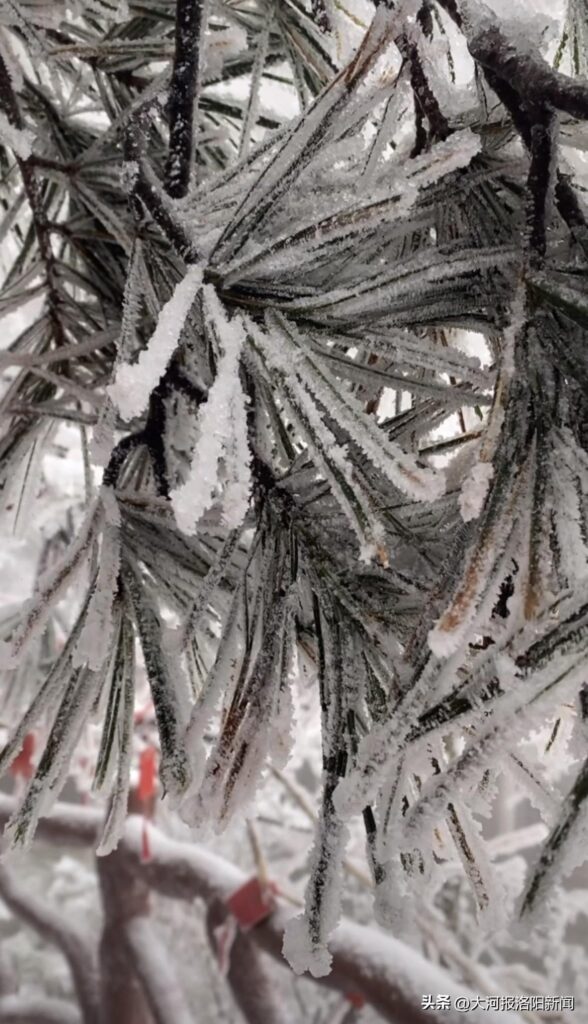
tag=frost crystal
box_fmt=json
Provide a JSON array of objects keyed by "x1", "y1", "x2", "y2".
[
  {"x1": 170, "y1": 286, "x2": 252, "y2": 535},
  {"x1": 108, "y1": 265, "x2": 203, "y2": 420},
  {"x1": 0, "y1": 112, "x2": 34, "y2": 157},
  {"x1": 459, "y1": 461, "x2": 494, "y2": 522}
]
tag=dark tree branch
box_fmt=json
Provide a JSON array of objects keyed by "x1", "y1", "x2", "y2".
[
  {"x1": 434, "y1": 2, "x2": 588, "y2": 253},
  {"x1": 397, "y1": 35, "x2": 451, "y2": 144},
  {"x1": 135, "y1": 160, "x2": 199, "y2": 261},
  {"x1": 472, "y1": 53, "x2": 588, "y2": 256},
  {"x1": 165, "y1": 0, "x2": 206, "y2": 198},
  {"x1": 468, "y1": 22, "x2": 588, "y2": 122},
  {"x1": 527, "y1": 107, "x2": 556, "y2": 267}
]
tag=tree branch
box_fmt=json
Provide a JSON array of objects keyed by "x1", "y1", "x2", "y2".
[
  {"x1": 0, "y1": 867, "x2": 100, "y2": 1024},
  {"x1": 0, "y1": 995, "x2": 81, "y2": 1024},
  {"x1": 0, "y1": 795, "x2": 100, "y2": 846},
  {"x1": 117, "y1": 818, "x2": 521, "y2": 1024},
  {"x1": 527, "y1": 107, "x2": 556, "y2": 267},
  {"x1": 438, "y1": 6, "x2": 588, "y2": 256},
  {"x1": 0, "y1": 798, "x2": 523, "y2": 1024},
  {"x1": 396, "y1": 34, "x2": 450, "y2": 144},
  {"x1": 467, "y1": 19, "x2": 588, "y2": 122},
  {"x1": 95, "y1": 845, "x2": 153, "y2": 1024},
  {"x1": 205, "y1": 900, "x2": 285, "y2": 1024},
  {"x1": 124, "y1": 915, "x2": 193, "y2": 1024},
  {"x1": 165, "y1": 0, "x2": 206, "y2": 198}
]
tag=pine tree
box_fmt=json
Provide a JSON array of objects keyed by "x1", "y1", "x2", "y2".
[{"x1": 0, "y1": 0, "x2": 588, "y2": 977}]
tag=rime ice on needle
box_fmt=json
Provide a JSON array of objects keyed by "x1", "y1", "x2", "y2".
[
  {"x1": 170, "y1": 285, "x2": 252, "y2": 535},
  {"x1": 459, "y1": 460, "x2": 494, "y2": 522},
  {"x1": 107, "y1": 265, "x2": 203, "y2": 421},
  {"x1": 72, "y1": 487, "x2": 121, "y2": 671}
]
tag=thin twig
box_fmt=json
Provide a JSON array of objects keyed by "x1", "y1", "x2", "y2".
[{"x1": 165, "y1": 0, "x2": 207, "y2": 197}]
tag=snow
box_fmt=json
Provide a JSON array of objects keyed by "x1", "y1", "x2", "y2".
[
  {"x1": 170, "y1": 286, "x2": 251, "y2": 535},
  {"x1": 107, "y1": 265, "x2": 203, "y2": 421},
  {"x1": 0, "y1": 0, "x2": 587, "y2": 1012},
  {"x1": 459, "y1": 461, "x2": 494, "y2": 522},
  {"x1": 0, "y1": 111, "x2": 34, "y2": 158}
]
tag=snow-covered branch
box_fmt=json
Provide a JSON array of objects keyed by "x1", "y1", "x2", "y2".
[
  {"x1": 0, "y1": 798, "x2": 523, "y2": 1024},
  {"x1": 465, "y1": 11, "x2": 588, "y2": 122},
  {"x1": 205, "y1": 900, "x2": 285, "y2": 1024},
  {"x1": 124, "y1": 916, "x2": 193, "y2": 1024},
  {"x1": 0, "y1": 994, "x2": 81, "y2": 1024},
  {"x1": 0, "y1": 866, "x2": 99, "y2": 1024},
  {"x1": 165, "y1": 0, "x2": 207, "y2": 197}
]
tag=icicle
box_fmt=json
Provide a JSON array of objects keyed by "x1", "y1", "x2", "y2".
[
  {"x1": 427, "y1": 454, "x2": 529, "y2": 659},
  {"x1": 519, "y1": 754, "x2": 588, "y2": 924},
  {"x1": 118, "y1": 237, "x2": 145, "y2": 365},
  {"x1": 363, "y1": 75, "x2": 409, "y2": 185},
  {"x1": 444, "y1": 799, "x2": 506, "y2": 929},
  {"x1": 5, "y1": 423, "x2": 49, "y2": 538},
  {"x1": 180, "y1": 589, "x2": 245, "y2": 817},
  {"x1": 551, "y1": 441, "x2": 588, "y2": 584},
  {"x1": 108, "y1": 264, "x2": 203, "y2": 421},
  {"x1": 183, "y1": 584, "x2": 292, "y2": 828},
  {"x1": 0, "y1": 31, "x2": 24, "y2": 93},
  {"x1": 270, "y1": 599, "x2": 297, "y2": 770},
  {"x1": 219, "y1": 375, "x2": 252, "y2": 529}
]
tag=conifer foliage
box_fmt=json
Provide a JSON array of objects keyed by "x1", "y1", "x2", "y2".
[{"x1": 0, "y1": 0, "x2": 587, "y2": 977}]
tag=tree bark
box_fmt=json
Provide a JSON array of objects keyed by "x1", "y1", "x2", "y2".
[{"x1": 96, "y1": 848, "x2": 153, "y2": 1024}]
